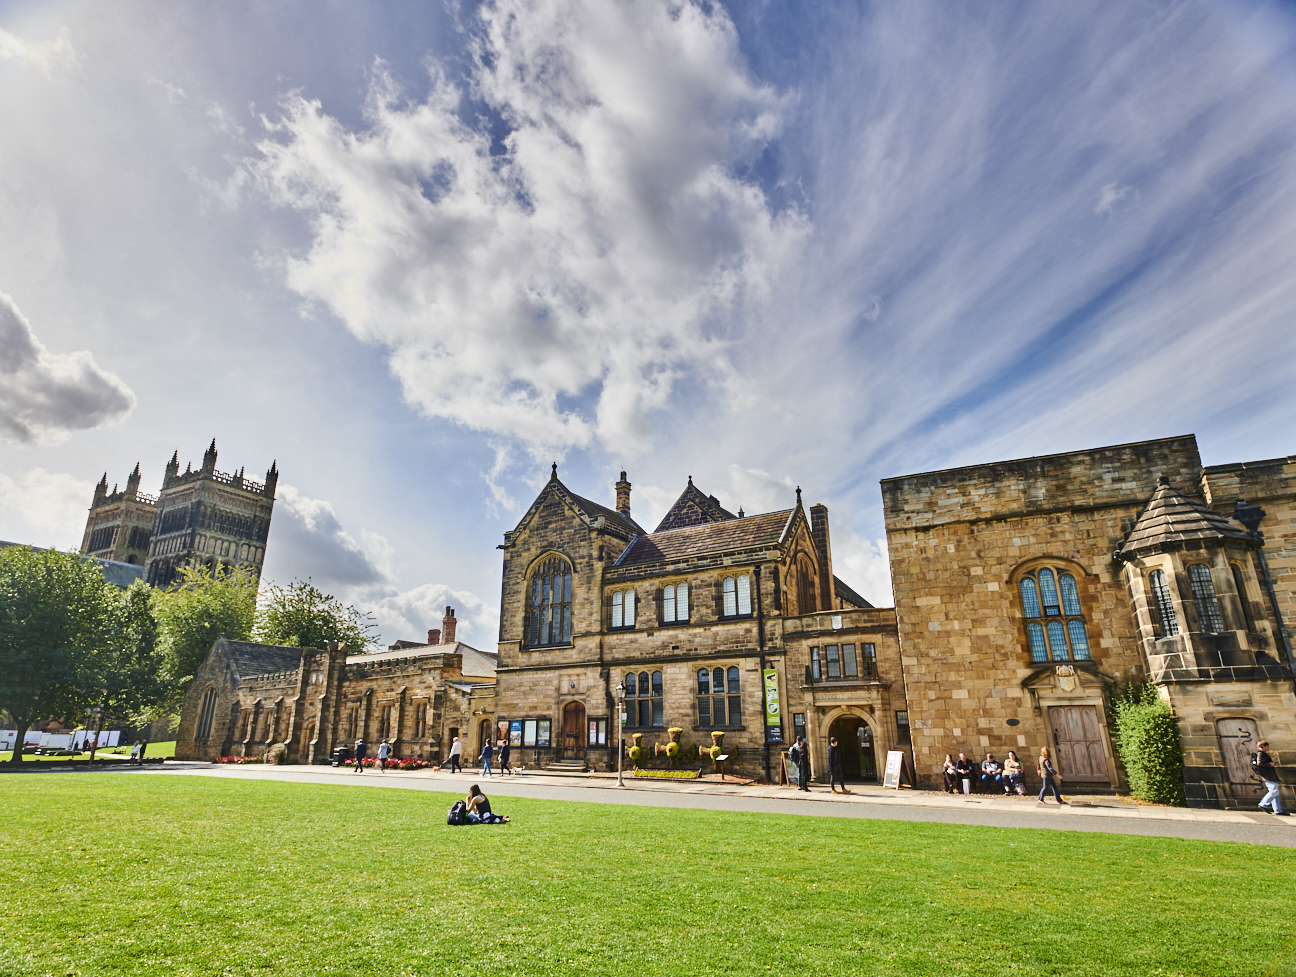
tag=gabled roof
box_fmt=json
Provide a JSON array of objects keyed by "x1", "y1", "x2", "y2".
[
  {"x1": 1118, "y1": 477, "x2": 1254, "y2": 557},
  {"x1": 345, "y1": 640, "x2": 496, "y2": 679},
  {"x1": 614, "y1": 509, "x2": 795, "y2": 568},
  {"x1": 224, "y1": 640, "x2": 304, "y2": 678},
  {"x1": 832, "y1": 575, "x2": 873, "y2": 609},
  {"x1": 654, "y1": 478, "x2": 738, "y2": 532},
  {"x1": 506, "y1": 467, "x2": 644, "y2": 541}
]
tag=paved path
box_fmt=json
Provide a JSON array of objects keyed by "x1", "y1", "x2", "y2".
[{"x1": 122, "y1": 762, "x2": 1296, "y2": 848}]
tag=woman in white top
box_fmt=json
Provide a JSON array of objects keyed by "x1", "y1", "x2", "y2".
[{"x1": 449, "y1": 736, "x2": 464, "y2": 774}]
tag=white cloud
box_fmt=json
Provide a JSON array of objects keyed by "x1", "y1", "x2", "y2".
[
  {"x1": 724, "y1": 464, "x2": 796, "y2": 516},
  {"x1": 269, "y1": 483, "x2": 393, "y2": 588},
  {"x1": 0, "y1": 27, "x2": 77, "y2": 73},
  {"x1": 829, "y1": 528, "x2": 892, "y2": 608},
  {"x1": 1094, "y1": 181, "x2": 1134, "y2": 217},
  {"x1": 250, "y1": 0, "x2": 806, "y2": 461},
  {"x1": 0, "y1": 291, "x2": 136, "y2": 445},
  {"x1": 0, "y1": 468, "x2": 93, "y2": 545},
  {"x1": 367, "y1": 582, "x2": 497, "y2": 650}
]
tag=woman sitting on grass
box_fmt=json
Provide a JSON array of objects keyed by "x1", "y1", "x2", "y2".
[{"x1": 466, "y1": 784, "x2": 510, "y2": 824}]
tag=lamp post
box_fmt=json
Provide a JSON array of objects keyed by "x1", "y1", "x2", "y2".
[{"x1": 615, "y1": 682, "x2": 626, "y2": 787}]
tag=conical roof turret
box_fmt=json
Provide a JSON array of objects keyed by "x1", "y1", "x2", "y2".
[{"x1": 1118, "y1": 477, "x2": 1254, "y2": 558}]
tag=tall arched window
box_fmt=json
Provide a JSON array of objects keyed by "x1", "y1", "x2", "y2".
[
  {"x1": 1148, "y1": 569, "x2": 1179, "y2": 637},
  {"x1": 1188, "y1": 564, "x2": 1224, "y2": 634},
  {"x1": 662, "y1": 583, "x2": 689, "y2": 623},
  {"x1": 722, "y1": 574, "x2": 752, "y2": 617},
  {"x1": 625, "y1": 670, "x2": 662, "y2": 727},
  {"x1": 527, "y1": 556, "x2": 573, "y2": 647},
  {"x1": 1231, "y1": 564, "x2": 1255, "y2": 632},
  {"x1": 610, "y1": 589, "x2": 636, "y2": 629},
  {"x1": 196, "y1": 687, "x2": 218, "y2": 740},
  {"x1": 1018, "y1": 566, "x2": 1091, "y2": 663}
]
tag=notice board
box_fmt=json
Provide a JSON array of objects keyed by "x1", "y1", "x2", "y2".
[{"x1": 882, "y1": 750, "x2": 905, "y2": 789}]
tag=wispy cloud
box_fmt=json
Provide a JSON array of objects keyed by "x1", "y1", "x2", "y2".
[
  {"x1": 0, "y1": 468, "x2": 93, "y2": 545},
  {"x1": 0, "y1": 27, "x2": 77, "y2": 74}
]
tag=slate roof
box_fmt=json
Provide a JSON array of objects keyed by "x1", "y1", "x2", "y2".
[
  {"x1": 832, "y1": 575, "x2": 873, "y2": 609},
  {"x1": 346, "y1": 641, "x2": 497, "y2": 679},
  {"x1": 225, "y1": 640, "x2": 304, "y2": 677},
  {"x1": 1118, "y1": 478, "x2": 1254, "y2": 557},
  {"x1": 565, "y1": 487, "x2": 644, "y2": 535},
  {"x1": 614, "y1": 509, "x2": 794, "y2": 568},
  {"x1": 654, "y1": 479, "x2": 738, "y2": 532}
]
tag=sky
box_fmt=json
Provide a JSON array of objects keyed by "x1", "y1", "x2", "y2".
[{"x1": 2, "y1": 0, "x2": 1295, "y2": 649}]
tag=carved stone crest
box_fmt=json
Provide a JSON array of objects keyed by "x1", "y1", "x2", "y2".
[{"x1": 1055, "y1": 664, "x2": 1077, "y2": 693}]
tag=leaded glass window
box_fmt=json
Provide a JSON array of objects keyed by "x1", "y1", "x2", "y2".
[
  {"x1": 625, "y1": 670, "x2": 662, "y2": 728},
  {"x1": 662, "y1": 583, "x2": 689, "y2": 623},
  {"x1": 1188, "y1": 564, "x2": 1224, "y2": 634},
  {"x1": 610, "y1": 589, "x2": 636, "y2": 629},
  {"x1": 699, "y1": 665, "x2": 740, "y2": 727},
  {"x1": 1018, "y1": 566, "x2": 1090, "y2": 661},
  {"x1": 528, "y1": 556, "x2": 573, "y2": 646},
  {"x1": 722, "y1": 574, "x2": 752, "y2": 617},
  {"x1": 1148, "y1": 569, "x2": 1179, "y2": 637}
]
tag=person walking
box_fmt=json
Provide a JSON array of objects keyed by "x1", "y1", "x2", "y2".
[
  {"x1": 353, "y1": 737, "x2": 367, "y2": 773},
  {"x1": 137, "y1": 740, "x2": 148, "y2": 765},
  {"x1": 377, "y1": 739, "x2": 391, "y2": 772},
  {"x1": 498, "y1": 740, "x2": 512, "y2": 775},
  {"x1": 1037, "y1": 746, "x2": 1066, "y2": 804},
  {"x1": 479, "y1": 739, "x2": 494, "y2": 778},
  {"x1": 1254, "y1": 740, "x2": 1287, "y2": 816},
  {"x1": 828, "y1": 735, "x2": 849, "y2": 794},
  {"x1": 448, "y1": 736, "x2": 464, "y2": 774},
  {"x1": 130, "y1": 740, "x2": 140, "y2": 765},
  {"x1": 796, "y1": 736, "x2": 811, "y2": 792}
]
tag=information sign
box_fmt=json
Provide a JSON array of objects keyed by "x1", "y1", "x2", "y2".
[
  {"x1": 762, "y1": 668, "x2": 784, "y2": 744},
  {"x1": 882, "y1": 750, "x2": 905, "y2": 789},
  {"x1": 510, "y1": 720, "x2": 523, "y2": 746}
]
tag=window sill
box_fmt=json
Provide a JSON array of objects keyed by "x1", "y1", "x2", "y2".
[
  {"x1": 524, "y1": 642, "x2": 574, "y2": 650},
  {"x1": 693, "y1": 725, "x2": 746, "y2": 732},
  {"x1": 718, "y1": 614, "x2": 755, "y2": 622},
  {"x1": 655, "y1": 619, "x2": 693, "y2": 627},
  {"x1": 607, "y1": 625, "x2": 636, "y2": 632}
]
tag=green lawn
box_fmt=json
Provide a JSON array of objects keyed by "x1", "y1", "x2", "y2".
[{"x1": 0, "y1": 776, "x2": 1292, "y2": 977}]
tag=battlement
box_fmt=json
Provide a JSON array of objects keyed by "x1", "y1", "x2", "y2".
[{"x1": 166, "y1": 467, "x2": 268, "y2": 495}]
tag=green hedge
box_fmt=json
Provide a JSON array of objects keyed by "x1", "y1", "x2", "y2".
[{"x1": 1112, "y1": 683, "x2": 1185, "y2": 806}]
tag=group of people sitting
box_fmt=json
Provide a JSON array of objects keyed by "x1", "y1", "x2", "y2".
[{"x1": 941, "y1": 748, "x2": 1067, "y2": 803}]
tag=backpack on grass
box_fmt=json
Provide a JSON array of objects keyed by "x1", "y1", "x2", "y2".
[{"x1": 447, "y1": 801, "x2": 468, "y2": 826}]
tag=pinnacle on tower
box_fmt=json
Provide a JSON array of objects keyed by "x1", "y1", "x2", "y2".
[
  {"x1": 93, "y1": 473, "x2": 109, "y2": 505},
  {"x1": 202, "y1": 439, "x2": 218, "y2": 473},
  {"x1": 264, "y1": 460, "x2": 279, "y2": 497},
  {"x1": 126, "y1": 463, "x2": 141, "y2": 498}
]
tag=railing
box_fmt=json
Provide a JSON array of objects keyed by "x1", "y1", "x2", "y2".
[{"x1": 210, "y1": 470, "x2": 267, "y2": 493}]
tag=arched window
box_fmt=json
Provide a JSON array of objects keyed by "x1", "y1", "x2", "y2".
[
  {"x1": 527, "y1": 555, "x2": 573, "y2": 647},
  {"x1": 1148, "y1": 569, "x2": 1179, "y2": 637},
  {"x1": 722, "y1": 574, "x2": 753, "y2": 617},
  {"x1": 698, "y1": 665, "x2": 741, "y2": 727},
  {"x1": 1231, "y1": 564, "x2": 1255, "y2": 632},
  {"x1": 610, "y1": 589, "x2": 636, "y2": 629},
  {"x1": 196, "y1": 687, "x2": 218, "y2": 740},
  {"x1": 662, "y1": 583, "x2": 690, "y2": 623},
  {"x1": 797, "y1": 556, "x2": 817, "y2": 614},
  {"x1": 625, "y1": 669, "x2": 662, "y2": 727},
  {"x1": 1188, "y1": 564, "x2": 1224, "y2": 634},
  {"x1": 1017, "y1": 566, "x2": 1091, "y2": 663}
]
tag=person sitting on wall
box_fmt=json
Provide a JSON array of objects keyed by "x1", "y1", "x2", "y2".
[
  {"x1": 980, "y1": 754, "x2": 1004, "y2": 794},
  {"x1": 955, "y1": 753, "x2": 974, "y2": 792},
  {"x1": 1003, "y1": 751, "x2": 1025, "y2": 795},
  {"x1": 942, "y1": 754, "x2": 958, "y2": 793},
  {"x1": 465, "y1": 784, "x2": 510, "y2": 824}
]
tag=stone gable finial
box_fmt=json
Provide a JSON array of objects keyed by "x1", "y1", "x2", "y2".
[
  {"x1": 796, "y1": 486, "x2": 802, "y2": 506},
  {"x1": 551, "y1": 462, "x2": 558, "y2": 480}
]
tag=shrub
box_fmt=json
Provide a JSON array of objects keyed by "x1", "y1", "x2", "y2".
[
  {"x1": 216, "y1": 755, "x2": 262, "y2": 764},
  {"x1": 1113, "y1": 683, "x2": 1185, "y2": 806}
]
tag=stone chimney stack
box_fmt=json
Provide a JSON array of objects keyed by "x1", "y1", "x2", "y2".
[
  {"x1": 427, "y1": 628, "x2": 441, "y2": 646},
  {"x1": 809, "y1": 503, "x2": 837, "y2": 612},
  {"x1": 615, "y1": 471, "x2": 632, "y2": 519},
  {"x1": 441, "y1": 606, "x2": 457, "y2": 645}
]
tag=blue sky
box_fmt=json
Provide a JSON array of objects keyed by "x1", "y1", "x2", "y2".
[{"x1": 2, "y1": 0, "x2": 1295, "y2": 647}]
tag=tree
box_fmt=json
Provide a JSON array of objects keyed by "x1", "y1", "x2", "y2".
[
  {"x1": 94, "y1": 581, "x2": 169, "y2": 737},
  {"x1": 0, "y1": 546, "x2": 118, "y2": 764},
  {"x1": 153, "y1": 564, "x2": 257, "y2": 689},
  {"x1": 255, "y1": 578, "x2": 377, "y2": 652}
]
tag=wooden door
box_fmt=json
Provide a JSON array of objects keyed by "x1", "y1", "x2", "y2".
[
  {"x1": 1216, "y1": 718, "x2": 1264, "y2": 799},
  {"x1": 562, "y1": 701, "x2": 586, "y2": 759},
  {"x1": 1049, "y1": 705, "x2": 1108, "y2": 782}
]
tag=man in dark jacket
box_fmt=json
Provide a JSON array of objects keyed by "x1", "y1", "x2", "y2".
[
  {"x1": 795, "y1": 736, "x2": 811, "y2": 791},
  {"x1": 353, "y1": 738, "x2": 367, "y2": 773},
  {"x1": 828, "y1": 736, "x2": 849, "y2": 794},
  {"x1": 955, "y1": 753, "x2": 974, "y2": 792},
  {"x1": 1255, "y1": 741, "x2": 1287, "y2": 815}
]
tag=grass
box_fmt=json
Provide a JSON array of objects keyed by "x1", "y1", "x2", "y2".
[
  {"x1": 0, "y1": 740, "x2": 176, "y2": 763},
  {"x1": 0, "y1": 776, "x2": 1293, "y2": 977}
]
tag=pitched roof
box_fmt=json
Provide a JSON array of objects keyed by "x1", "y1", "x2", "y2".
[
  {"x1": 614, "y1": 509, "x2": 794, "y2": 568},
  {"x1": 345, "y1": 640, "x2": 497, "y2": 679},
  {"x1": 564, "y1": 486, "x2": 644, "y2": 535},
  {"x1": 1118, "y1": 478, "x2": 1253, "y2": 557},
  {"x1": 225, "y1": 641, "x2": 304, "y2": 677},
  {"x1": 507, "y1": 469, "x2": 644, "y2": 540},
  {"x1": 832, "y1": 575, "x2": 873, "y2": 609},
  {"x1": 654, "y1": 478, "x2": 738, "y2": 532}
]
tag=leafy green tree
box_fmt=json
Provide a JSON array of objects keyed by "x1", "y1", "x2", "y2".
[
  {"x1": 255, "y1": 578, "x2": 377, "y2": 652},
  {"x1": 0, "y1": 546, "x2": 118, "y2": 764},
  {"x1": 153, "y1": 564, "x2": 257, "y2": 688},
  {"x1": 1113, "y1": 682, "x2": 1186, "y2": 806},
  {"x1": 93, "y1": 580, "x2": 169, "y2": 737}
]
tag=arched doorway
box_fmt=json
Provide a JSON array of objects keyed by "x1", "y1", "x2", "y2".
[
  {"x1": 562, "y1": 701, "x2": 586, "y2": 760},
  {"x1": 479, "y1": 719, "x2": 493, "y2": 756},
  {"x1": 829, "y1": 714, "x2": 877, "y2": 783}
]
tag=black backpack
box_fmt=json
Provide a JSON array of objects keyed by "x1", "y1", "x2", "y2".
[{"x1": 447, "y1": 801, "x2": 468, "y2": 826}]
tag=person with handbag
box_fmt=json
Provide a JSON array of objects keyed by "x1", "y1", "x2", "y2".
[
  {"x1": 1254, "y1": 740, "x2": 1288, "y2": 816},
  {"x1": 1037, "y1": 746, "x2": 1066, "y2": 804}
]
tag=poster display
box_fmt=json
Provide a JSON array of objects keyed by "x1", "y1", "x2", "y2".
[
  {"x1": 762, "y1": 668, "x2": 784, "y2": 744},
  {"x1": 523, "y1": 719, "x2": 537, "y2": 746},
  {"x1": 510, "y1": 720, "x2": 523, "y2": 746},
  {"x1": 537, "y1": 719, "x2": 551, "y2": 747},
  {"x1": 882, "y1": 750, "x2": 905, "y2": 789},
  {"x1": 0, "y1": 731, "x2": 16, "y2": 752}
]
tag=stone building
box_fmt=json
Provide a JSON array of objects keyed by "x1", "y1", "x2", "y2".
[
  {"x1": 492, "y1": 468, "x2": 904, "y2": 781},
  {"x1": 176, "y1": 607, "x2": 498, "y2": 763},
  {"x1": 79, "y1": 440, "x2": 277, "y2": 587},
  {"x1": 882, "y1": 435, "x2": 1294, "y2": 807}
]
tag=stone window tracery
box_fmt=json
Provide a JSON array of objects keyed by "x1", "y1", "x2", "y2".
[
  {"x1": 527, "y1": 555, "x2": 573, "y2": 647},
  {"x1": 697, "y1": 666, "x2": 741, "y2": 727},
  {"x1": 1017, "y1": 566, "x2": 1091, "y2": 663},
  {"x1": 624, "y1": 670, "x2": 663, "y2": 727},
  {"x1": 661, "y1": 583, "x2": 689, "y2": 623},
  {"x1": 196, "y1": 687, "x2": 217, "y2": 740},
  {"x1": 1187, "y1": 564, "x2": 1225, "y2": 634},
  {"x1": 1148, "y1": 569, "x2": 1179, "y2": 637}
]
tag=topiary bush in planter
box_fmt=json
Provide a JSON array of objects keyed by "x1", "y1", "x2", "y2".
[
  {"x1": 627, "y1": 732, "x2": 644, "y2": 766},
  {"x1": 1112, "y1": 682, "x2": 1185, "y2": 806}
]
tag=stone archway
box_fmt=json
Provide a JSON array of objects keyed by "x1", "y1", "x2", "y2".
[{"x1": 818, "y1": 707, "x2": 881, "y2": 783}]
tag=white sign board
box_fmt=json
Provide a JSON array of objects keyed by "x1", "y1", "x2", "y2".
[
  {"x1": 0, "y1": 730, "x2": 16, "y2": 751},
  {"x1": 882, "y1": 750, "x2": 905, "y2": 789}
]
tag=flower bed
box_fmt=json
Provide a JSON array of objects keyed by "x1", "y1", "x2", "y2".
[
  {"x1": 215, "y1": 755, "x2": 263, "y2": 764},
  {"x1": 342, "y1": 757, "x2": 434, "y2": 771},
  {"x1": 632, "y1": 769, "x2": 701, "y2": 780}
]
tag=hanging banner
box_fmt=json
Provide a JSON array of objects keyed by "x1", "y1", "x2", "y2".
[{"x1": 763, "y1": 668, "x2": 784, "y2": 744}]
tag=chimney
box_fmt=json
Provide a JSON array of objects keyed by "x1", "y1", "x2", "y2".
[
  {"x1": 427, "y1": 628, "x2": 441, "y2": 646},
  {"x1": 809, "y1": 503, "x2": 837, "y2": 612},
  {"x1": 126, "y1": 463, "x2": 141, "y2": 499},
  {"x1": 442, "y1": 606, "x2": 457, "y2": 645},
  {"x1": 615, "y1": 471, "x2": 631, "y2": 518}
]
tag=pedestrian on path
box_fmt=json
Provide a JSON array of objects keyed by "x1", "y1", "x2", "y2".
[
  {"x1": 130, "y1": 741, "x2": 140, "y2": 765},
  {"x1": 449, "y1": 736, "x2": 464, "y2": 773},
  {"x1": 377, "y1": 739, "x2": 391, "y2": 772},
  {"x1": 498, "y1": 740, "x2": 512, "y2": 775},
  {"x1": 479, "y1": 739, "x2": 494, "y2": 778},
  {"x1": 1037, "y1": 746, "x2": 1066, "y2": 805},
  {"x1": 353, "y1": 738, "x2": 367, "y2": 773},
  {"x1": 1254, "y1": 740, "x2": 1287, "y2": 816},
  {"x1": 795, "y1": 736, "x2": 811, "y2": 792},
  {"x1": 137, "y1": 740, "x2": 148, "y2": 765},
  {"x1": 828, "y1": 736, "x2": 849, "y2": 794}
]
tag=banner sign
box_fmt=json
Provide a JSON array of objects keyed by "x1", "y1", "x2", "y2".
[{"x1": 763, "y1": 668, "x2": 784, "y2": 744}]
